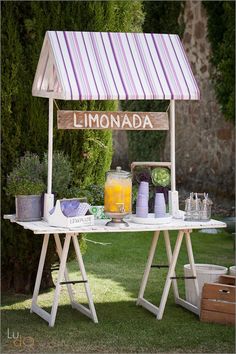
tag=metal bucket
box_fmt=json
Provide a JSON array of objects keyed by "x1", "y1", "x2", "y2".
[{"x1": 15, "y1": 195, "x2": 42, "y2": 221}]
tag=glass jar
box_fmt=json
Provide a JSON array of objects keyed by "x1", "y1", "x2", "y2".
[{"x1": 104, "y1": 166, "x2": 132, "y2": 214}]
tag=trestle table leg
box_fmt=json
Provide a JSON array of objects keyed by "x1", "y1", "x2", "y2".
[
  {"x1": 54, "y1": 233, "x2": 75, "y2": 304},
  {"x1": 49, "y1": 234, "x2": 71, "y2": 327},
  {"x1": 72, "y1": 235, "x2": 98, "y2": 323},
  {"x1": 31, "y1": 232, "x2": 97, "y2": 327},
  {"x1": 185, "y1": 231, "x2": 200, "y2": 299},
  {"x1": 137, "y1": 231, "x2": 160, "y2": 304},
  {"x1": 31, "y1": 234, "x2": 50, "y2": 312},
  {"x1": 137, "y1": 229, "x2": 200, "y2": 320},
  {"x1": 156, "y1": 230, "x2": 184, "y2": 320},
  {"x1": 163, "y1": 230, "x2": 179, "y2": 301},
  {"x1": 174, "y1": 230, "x2": 200, "y2": 315}
]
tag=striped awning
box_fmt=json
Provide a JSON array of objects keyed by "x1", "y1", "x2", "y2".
[{"x1": 32, "y1": 31, "x2": 200, "y2": 101}]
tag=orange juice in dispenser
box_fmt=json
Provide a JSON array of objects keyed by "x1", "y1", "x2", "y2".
[{"x1": 104, "y1": 166, "x2": 132, "y2": 226}]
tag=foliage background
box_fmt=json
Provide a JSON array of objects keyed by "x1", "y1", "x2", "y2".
[
  {"x1": 203, "y1": 1, "x2": 235, "y2": 122},
  {"x1": 1, "y1": 0, "x2": 144, "y2": 292}
]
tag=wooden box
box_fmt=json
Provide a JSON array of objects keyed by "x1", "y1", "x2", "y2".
[{"x1": 200, "y1": 275, "x2": 235, "y2": 325}]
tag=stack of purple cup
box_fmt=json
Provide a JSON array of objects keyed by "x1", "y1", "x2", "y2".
[
  {"x1": 154, "y1": 193, "x2": 166, "y2": 218},
  {"x1": 136, "y1": 181, "x2": 149, "y2": 218}
]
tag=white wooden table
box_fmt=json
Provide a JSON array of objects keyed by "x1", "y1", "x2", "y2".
[{"x1": 4, "y1": 214, "x2": 226, "y2": 327}]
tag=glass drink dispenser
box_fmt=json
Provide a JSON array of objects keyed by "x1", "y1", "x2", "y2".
[{"x1": 104, "y1": 166, "x2": 132, "y2": 226}]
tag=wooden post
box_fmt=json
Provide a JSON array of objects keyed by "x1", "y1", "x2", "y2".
[
  {"x1": 48, "y1": 97, "x2": 53, "y2": 194},
  {"x1": 168, "y1": 100, "x2": 179, "y2": 216},
  {"x1": 43, "y1": 97, "x2": 54, "y2": 220},
  {"x1": 170, "y1": 100, "x2": 176, "y2": 192},
  {"x1": 44, "y1": 54, "x2": 55, "y2": 219}
]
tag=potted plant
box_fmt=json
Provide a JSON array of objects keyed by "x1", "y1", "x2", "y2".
[{"x1": 6, "y1": 152, "x2": 46, "y2": 221}]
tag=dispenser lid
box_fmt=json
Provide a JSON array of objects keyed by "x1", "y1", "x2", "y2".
[{"x1": 106, "y1": 166, "x2": 131, "y2": 178}]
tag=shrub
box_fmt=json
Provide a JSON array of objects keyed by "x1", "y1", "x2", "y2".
[
  {"x1": 6, "y1": 152, "x2": 45, "y2": 196},
  {"x1": 42, "y1": 151, "x2": 73, "y2": 199},
  {"x1": 65, "y1": 185, "x2": 104, "y2": 206},
  {"x1": 1, "y1": 1, "x2": 144, "y2": 293},
  {"x1": 203, "y1": 2, "x2": 235, "y2": 121}
]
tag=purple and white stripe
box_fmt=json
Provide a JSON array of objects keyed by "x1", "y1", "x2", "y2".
[{"x1": 33, "y1": 31, "x2": 200, "y2": 101}]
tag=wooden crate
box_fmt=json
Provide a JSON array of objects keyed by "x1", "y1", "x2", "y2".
[{"x1": 200, "y1": 275, "x2": 235, "y2": 325}]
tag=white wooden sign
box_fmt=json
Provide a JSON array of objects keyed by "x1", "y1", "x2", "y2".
[{"x1": 57, "y1": 111, "x2": 169, "y2": 130}]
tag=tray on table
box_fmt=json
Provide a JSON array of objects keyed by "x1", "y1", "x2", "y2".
[{"x1": 130, "y1": 213, "x2": 172, "y2": 225}]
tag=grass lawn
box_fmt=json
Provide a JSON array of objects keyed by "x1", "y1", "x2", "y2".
[{"x1": 1, "y1": 229, "x2": 235, "y2": 353}]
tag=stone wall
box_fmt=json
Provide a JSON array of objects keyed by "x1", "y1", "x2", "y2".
[{"x1": 163, "y1": 0, "x2": 235, "y2": 207}]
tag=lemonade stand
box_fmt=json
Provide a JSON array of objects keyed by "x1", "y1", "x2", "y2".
[{"x1": 5, "y1": 31, "x2": 226, "y2": 327}]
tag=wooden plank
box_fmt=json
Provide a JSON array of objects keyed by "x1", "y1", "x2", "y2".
[
  {"x1": 71, "y1": 301, "x2": 93, "y2": 319},
  {"x1": 201, "y1": 299, "x2": 235, "y2": 315},
  {"x1": 32, "y1": 90, "x2": 66, "y2": 100},
  {"x1": 218, "y1": 275, "x2": 236, "y2": 285},
  {"x1": 131, "y1": 162, "x2": 171, "y2": 174},
  {"x1": 137, "y1": 298, "x2": 159, "y2": 316},
  {"x1": 175, "y1": 297, "x2": 199, "y2": 315},
  {"x1": 31, "y1": 303, "x2": 51, "y2": 323},
  {"x1": 4, "y1": 214, "x2": 226, "y2": 235},
  {"x1": 131, "y1": 161, "x2": 171, "y2": 167},
  {"x1": 202, "y1": 283, "x2": 235, "y2": 302},
  {"x1": 57, "y1": 110, "x2": 169, "y2": 130},
  {"x1": 200, "y1": 309, "x2": 235, "y2": 325}
]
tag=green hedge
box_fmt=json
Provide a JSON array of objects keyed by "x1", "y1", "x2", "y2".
[
  {"x1": 203, "y1": 2, "x2": 235, "y2": 122},
  {"x1": 1, "y1": 1, "x2": 144, "y2": 292}
]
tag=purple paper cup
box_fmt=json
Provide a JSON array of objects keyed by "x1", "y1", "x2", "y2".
[
  {"x1": 154, "y1": 192, "x2": 165, "y2": 206},
  {"x1": 154, "y1": 192, "x2": 166, "y2": 218},
  {"x1": 138, "y1": 181, "x2": 149, "y2": 197},
  {"x1": 136, "y1": 194, "x2": 149, "y2": 208},
  {"x1": 136, "y1": 206, "x2": 148, "y2": 218}
]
